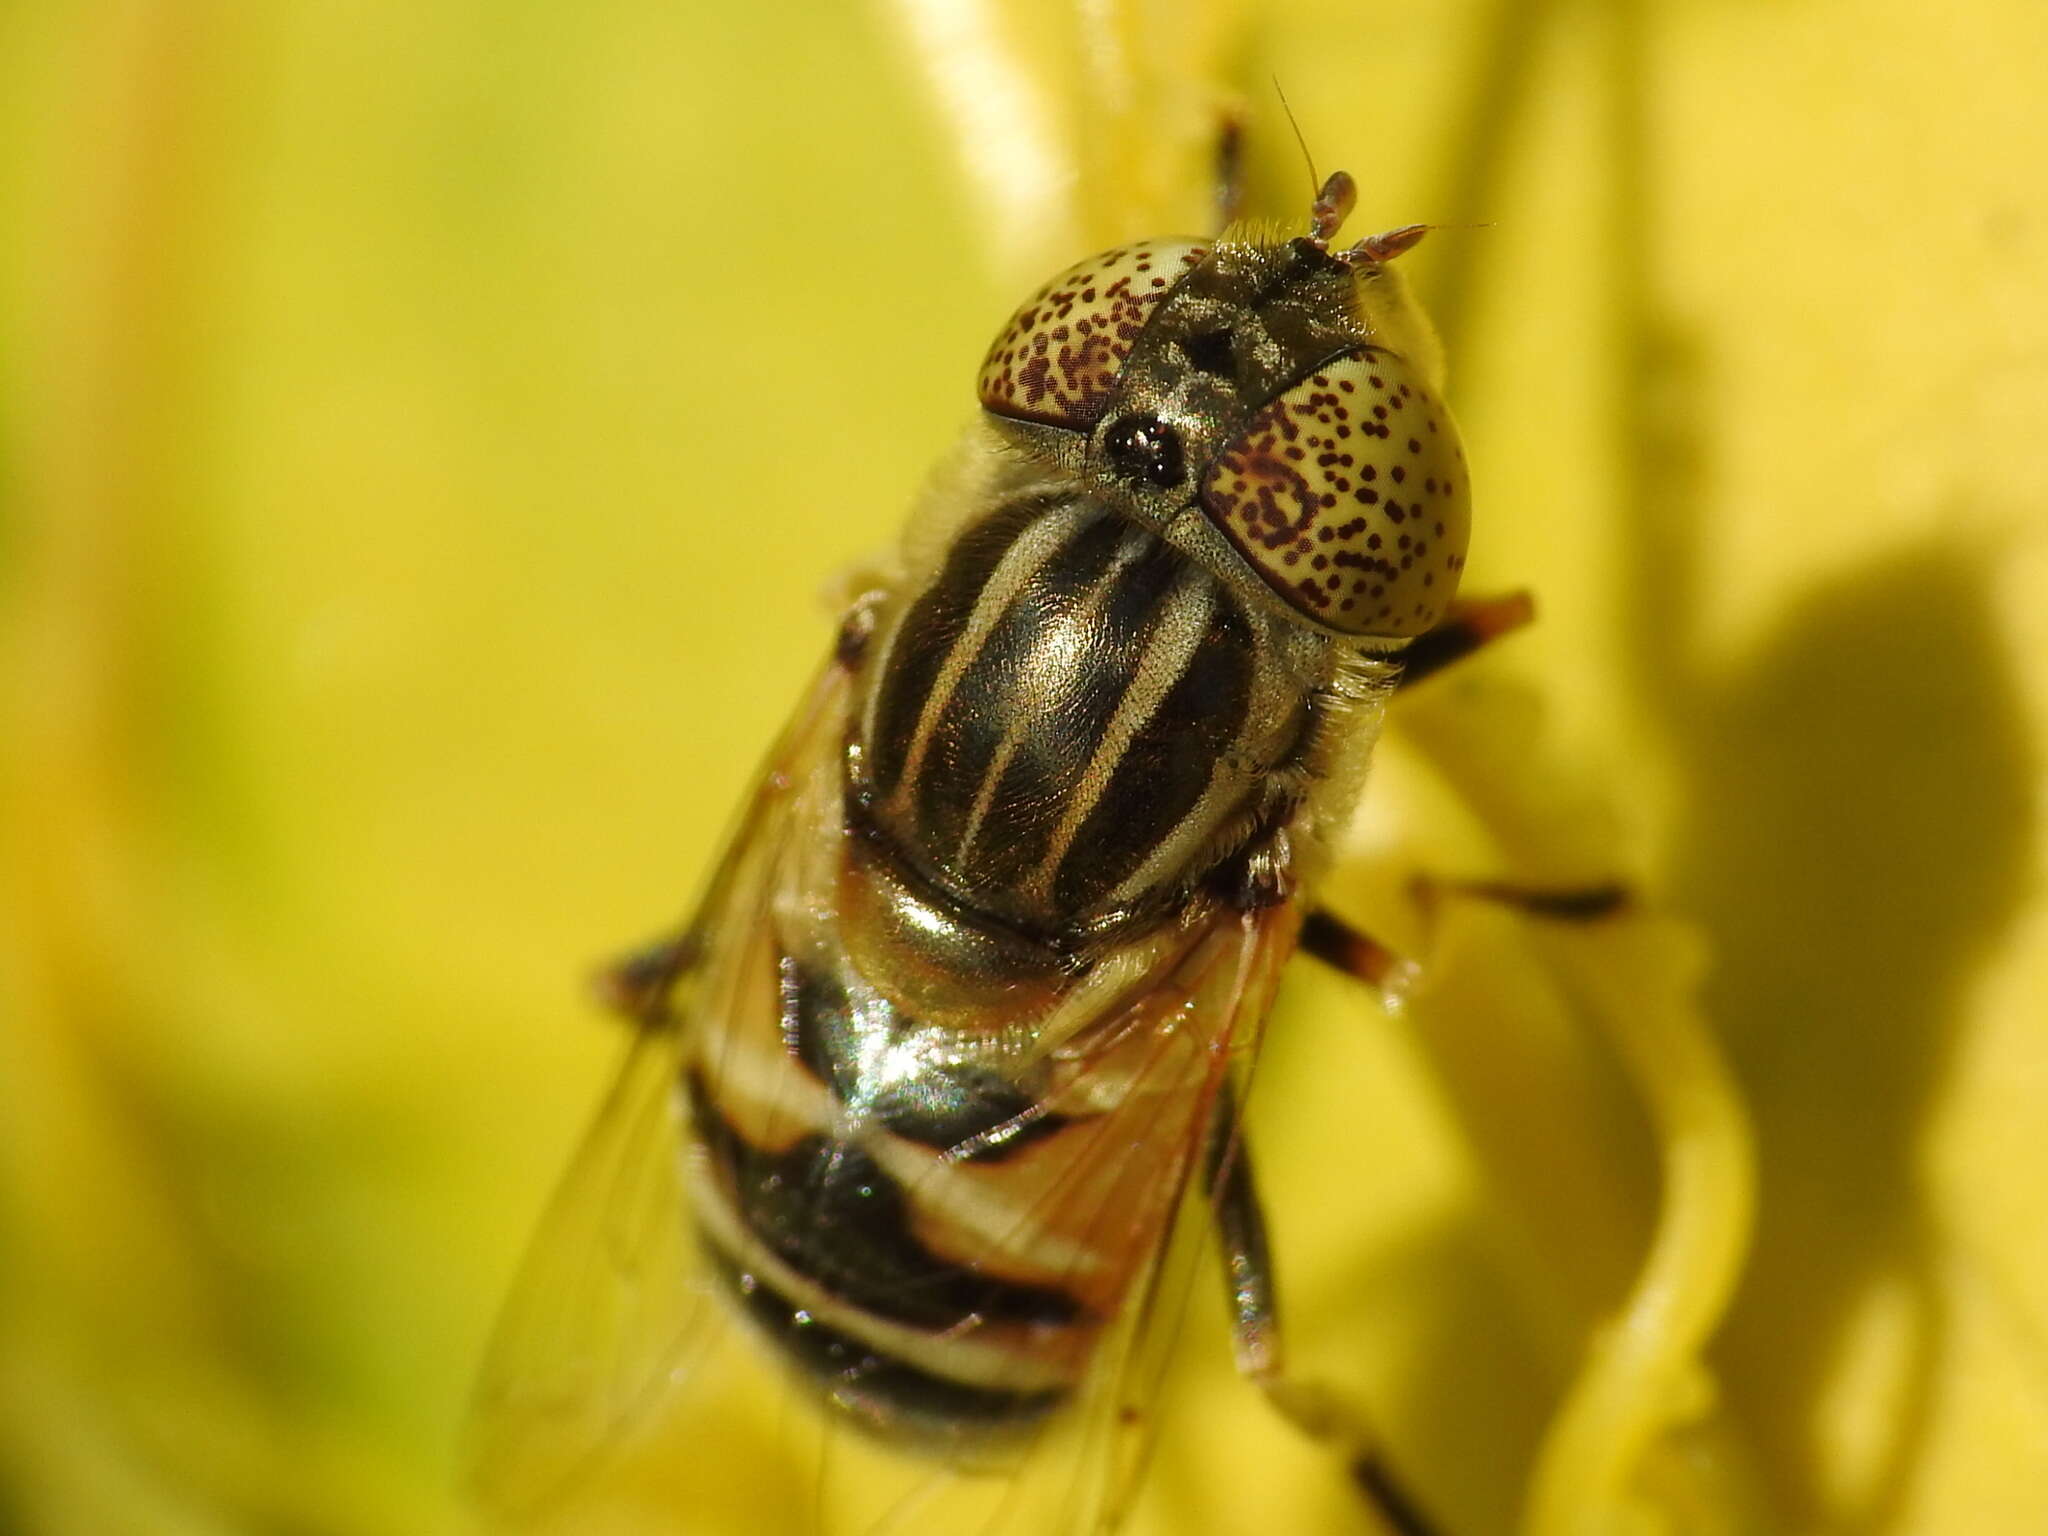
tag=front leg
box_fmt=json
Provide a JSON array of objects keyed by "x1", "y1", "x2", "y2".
[{"x1": 1395, "y1": 590, "x2": 1536, "y2": 693}]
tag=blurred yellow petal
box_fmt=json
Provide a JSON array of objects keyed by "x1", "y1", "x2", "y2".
[{"x1": 3, "y1": 1, "x2": 2045, "y2": 1534}]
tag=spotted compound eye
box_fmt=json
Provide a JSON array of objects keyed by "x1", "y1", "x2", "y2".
[
  {"x1": 978, "y1": 239, "x2": 1208, "y2": 430},
  {"x1": 1200, "y1": 348, "x2": 1471, "y2": 637}
]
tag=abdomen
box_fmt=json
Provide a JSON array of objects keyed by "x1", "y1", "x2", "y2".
[{"x1": 679, "y1": 905, "x2": 1232, "y2": 1452}]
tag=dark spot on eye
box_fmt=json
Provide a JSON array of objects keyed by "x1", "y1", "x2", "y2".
[{"x1": 1182, "y1": 328, "x2": 1235, "y2": 377}]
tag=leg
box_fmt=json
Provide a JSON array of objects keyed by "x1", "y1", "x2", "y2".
[
  {"x1": 1436, "y1": 879, "x2": 1631, "y2": 921},
  {"x1": 590, "y1": 931, "x2": 699, "y2": 1027},
  {"x1": 1395, "y1": 591, "x2": 1536, "y2": 693},
  {"x1": 1303, "y1": 874, "x2": 1631, "y2": 1009},
  {"x1": 1413, "y1": 874, "x2": 1634, "y2": 924},
  {"x1": 1300, "y1": 906, "x2": 1411, "y2": 989},
  {"x1": 1205, "y1": 1101, "x2": 1445, "y2": 1536}
]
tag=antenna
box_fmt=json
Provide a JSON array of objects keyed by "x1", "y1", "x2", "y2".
[
  {"x1": 1273, "y1": 80, "x2": 1356, "y2": 246},
  {"x1": 1271, "y1": 77, "x2": 1319, "y2": 197}
]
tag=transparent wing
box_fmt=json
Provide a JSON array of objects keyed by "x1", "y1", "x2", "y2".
[
  {"x1": 1077, "y1": 906, "x2": 1302, "y2": 1534},
  {"x1": 465, "y1": 1021, "x2": 708, "y2": 1522},
  {"x1": 463, "y1": 661, "x2": 853, "y2": 1527}
]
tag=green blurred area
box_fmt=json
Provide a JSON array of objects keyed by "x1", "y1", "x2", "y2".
[{"x1": 2, "y1": 2, "x2": 2045, "y2": 1533}]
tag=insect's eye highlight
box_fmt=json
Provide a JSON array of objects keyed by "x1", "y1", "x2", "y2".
[
  {"x1": 1102, "y1": 414, "x2": 1186, "y2": 489},
  {"x1": 1200, "y1": 349, "x2": 1471, "y2": 637},
  {"x1": 978, "y1": 239, "x2": 1207, "y2": 431}
]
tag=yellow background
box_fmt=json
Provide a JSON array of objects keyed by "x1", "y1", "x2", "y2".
[{"x1": 3, "y1": 1, "x2": 2044, "y2": 1532}]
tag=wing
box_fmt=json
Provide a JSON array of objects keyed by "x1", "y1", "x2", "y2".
[
  {"x1": 1060, "y1": 902, "x2": 1305, "y2": 1536},
  {"x1": 463, "y1": 659, "x2": 854, "y2": 1526}
]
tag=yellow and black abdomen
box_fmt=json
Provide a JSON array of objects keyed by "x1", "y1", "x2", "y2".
[
  {"x1": 683, "y1": 1041, "x2": 1085, "y2": 1443},
  {"x1": 679, "y1": 914, "x2": 1225, "y2": 1452}
]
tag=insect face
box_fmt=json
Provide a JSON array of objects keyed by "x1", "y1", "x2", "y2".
[{"x1": 980, "y1": 235, "x2": 1471, "y2": 637}]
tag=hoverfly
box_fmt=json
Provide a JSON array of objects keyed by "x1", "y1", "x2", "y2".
[{"x1": 469, "y1": 166, "x2": 1531, "y2": 1536}]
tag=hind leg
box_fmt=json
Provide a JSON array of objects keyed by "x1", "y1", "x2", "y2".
[{"x1": 1205, "y1": 1104, "x2": 1444, "y2": 1536}]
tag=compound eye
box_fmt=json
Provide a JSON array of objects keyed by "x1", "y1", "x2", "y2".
[
  {"x1": 1200, "y1": 349, "x2": 1471, "y2": 637},
  {"x1": 978, "y1": 239, "x2": 1208, "y2": 430}
]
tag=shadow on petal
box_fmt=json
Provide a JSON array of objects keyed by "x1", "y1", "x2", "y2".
[{"x1": 1669, "y1": 539, "x2": 2035, "y2": 1531}]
